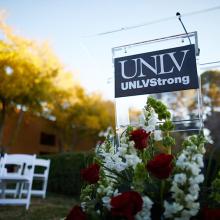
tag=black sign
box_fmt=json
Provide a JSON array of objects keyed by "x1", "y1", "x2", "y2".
[{"x1": 114, "y1": 44, "x2": 199, "y2": 98}]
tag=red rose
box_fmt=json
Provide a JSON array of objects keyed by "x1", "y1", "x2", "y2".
[
  {"x1": 147, "y1": 153, "x2": 173, "y2": 179},
  {"x1": 130, "y1": 128, "x2": 150, "y2": 150},
  {"x1": 81, "y1": 163, "x2": 100, "y2": 184},
  {"x1": 110, "y1": 191, "x2": 143, "y2": 220},
  {"x1": 66, "y1": 205, "x2": 86, "y2": 220}
]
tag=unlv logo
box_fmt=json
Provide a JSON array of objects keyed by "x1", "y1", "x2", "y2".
[{"x1": 114, "y1": 44, "x2": 199, "y2": 98}]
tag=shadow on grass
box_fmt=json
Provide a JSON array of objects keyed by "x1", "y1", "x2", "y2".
[{"x1": 0, "y1": 193, "x2": 78, "y2": 220}]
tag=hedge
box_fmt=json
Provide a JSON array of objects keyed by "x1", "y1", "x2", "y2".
[{"x1": 42, "y1": 152, "x2": 94, "y2": 196}]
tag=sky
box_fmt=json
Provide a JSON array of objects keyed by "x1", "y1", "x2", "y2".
[{"x1": 0, "y1": 0, "x2": 220, "y2": 100}]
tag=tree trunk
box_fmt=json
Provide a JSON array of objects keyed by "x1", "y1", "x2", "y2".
[
  {"x1": 8, "y1": 107, "x2": 24, "y2": 147},
  {"x1": 57, "y1": 133, "x2": 64, "y2": 153},
  {"x1": 0, "y1": 100, "x2": 7, "y2": 152}
]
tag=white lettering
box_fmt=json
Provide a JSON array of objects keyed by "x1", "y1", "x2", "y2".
[
  {"x1": 121, "y1": 82, "x2": 128, "y2": 90},
  {"x1": 158, "y1": 53, "x2": 174, "y2": 75},
  {"x1": 169, "y1": 50, "x2": 189, "y2": 71},
  {"x1": 139, "y1": 56, "x2": 158, "y2": 76},
  {"x1": 119, "y1": 60, "x2": 138, "y2": 79},
  {"x1": 129, "y1": 81, "x2": 136, "y2": 89},
  {"x1": 137, "y1": 80, "x2": 143, "y2": 88},
  {"x1": 150, "y1": 78, "x2": 157, "y2": 86},
  {"x1": 142, "y1": 79, "x2": 150, "y2": 87},
  {"x1": 167, "y1": 78, "x2": 174, "y2": 84}
]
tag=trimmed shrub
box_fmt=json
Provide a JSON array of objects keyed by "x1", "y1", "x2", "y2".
[{"x1": 43, "y1": 152, "x2": 94, "y2": 196}]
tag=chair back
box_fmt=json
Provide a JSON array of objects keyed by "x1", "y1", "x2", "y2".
[
  {"x1": 1, "y1": 154, "x2": 36, "y2": 180},
  {"x1": 34, "y1": 158, "x2": 50, "y2": 176}
]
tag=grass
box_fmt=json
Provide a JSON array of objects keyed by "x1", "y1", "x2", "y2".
[{"x1": 0, "y1": 193, "x2": 78, "y2": 220}]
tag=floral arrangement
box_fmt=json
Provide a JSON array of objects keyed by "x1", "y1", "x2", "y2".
[{"x1": 66, "y1": 97, "x2": 209, "y2": 220}]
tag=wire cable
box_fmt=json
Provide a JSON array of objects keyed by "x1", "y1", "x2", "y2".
[{"x1": 84, "y1": 5, "x2": 220, "y2": 37}]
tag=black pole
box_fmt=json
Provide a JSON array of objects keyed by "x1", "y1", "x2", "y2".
[{"x1": 176, "y1": 12, "x2": 192, "y2": 44}]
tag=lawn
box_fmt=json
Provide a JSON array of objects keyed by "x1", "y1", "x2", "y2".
[{"x1": 0, "y1": 193, "x2": 78, "y2": 220}]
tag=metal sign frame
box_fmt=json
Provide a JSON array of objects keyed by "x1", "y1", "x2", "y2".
[{"x1": 112, "y1": 32, "x2": 203, "y2": 133}]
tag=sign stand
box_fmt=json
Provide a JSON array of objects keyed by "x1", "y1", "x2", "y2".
[{"x1": 112, "y1": 32, "x2": 203, "y2": 137}]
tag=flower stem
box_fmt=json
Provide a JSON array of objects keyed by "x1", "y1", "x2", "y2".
[{"x1": 160, "y1": 180, "x2": 165, "y2": 205}]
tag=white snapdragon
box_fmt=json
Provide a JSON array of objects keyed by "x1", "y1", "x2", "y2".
[
  {"x1": 164, "y1": 138, "x2": 205, "y2": 220},
  {"x1": 154, "y1": 130, "x2": 163, "y2": 141},
  {"x1": 144, "y1": 109, "x2": 158, "y2": 132},
  {"x1": 192, "y1": 154, "x2": 204, "y2": 167},
  {"x1": 135, "y1": 196, "x2": 153, "y2": 220},
  {"x1": 125, "y1": 154, "x2": 142, "y2": 168},
  {"x1": 174, "y1": 174, "x2": 187, "y2": 185},
  {"x1": 102, "y1": 196, "x2": 111, "y2": 210},
  {"x1": 103, "y1": 152, "x2": 127, "y2": 172},
  {"x1": 186, "y1": 163, "x2": 201, "y2": 176},
  {"x1": 81, "y1": 202, "x2": 86, "y2": 212},
  {"x1": 118, "y1": 143, "x2": 128, "y2": 156},
  {"x1": 164, "y1": 201, "x2": 183, "y2": 218},
  {"x1": 203, "y1": 128, "x2": 214, "y2": 144},
  {"x1": 128, "y1": 141, "x2": 137, "y2": 155},
  {"x1": 189, "y1": 174, "x2": 204, "y2": 185}
]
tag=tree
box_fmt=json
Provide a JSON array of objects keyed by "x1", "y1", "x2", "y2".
[
  {"x1": 0, "y1": 16, "x2": 68, "y2": 149},
  {"x1": 49, "y1": 87, "x2": 115, "y2": 151},
  {"x1": 0, "y1": 14, "x2": 115, "y2": 153},
  {"x1": 201, "y1": 70, "x2": 220, "y2": 112}
]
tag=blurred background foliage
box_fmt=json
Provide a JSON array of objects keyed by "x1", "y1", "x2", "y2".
[{"x1": 0, "y1": 14, "x2": 115, "y2": 153}]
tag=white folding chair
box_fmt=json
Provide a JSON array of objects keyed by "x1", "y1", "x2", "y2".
[
  {"x1": 0, "y1": 154, "x2": 36, "y2": 210},
  {"x1": 32, "y1": 158, "x2": 50, "y2": 199},
  {"x1": 21, "y1": 158, "x2": 50, "y2": 199}
]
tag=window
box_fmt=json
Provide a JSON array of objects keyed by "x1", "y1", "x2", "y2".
[{"x1": 40, "y1": 132, "x2": 56, "y2": 146}]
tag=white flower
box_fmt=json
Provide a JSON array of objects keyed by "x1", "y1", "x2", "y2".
[
  {"x1": 142, "y1": 196, "x2": 153, "y2": 209},
  {"x1": 139, "y1": 114, "x2": 146, "y2": 126},
  {"x1": 114, "y1": 162, "x2": 127, "y2": 172},
  {"x1": 81, "y1": 202, "x2": 86, "y2": 211},
  {"x1": 180, "y1": 209, "x2": 192, "y2": 219},
  {"x1": 174, "y1": 174, "x2": 187, "y2": 185},
  {"x1": 113, "y1": 189, "x2": 119, "y2": 196},
  {"x1": 118, "y1": 146, "x2": 127, "y2": 155},
  {"x1": 192, "y1": 154, "x2": 204, "y2": 168},
  {"x1": 164, "y1": 201, "x2": 183, "y2": 218},
  {"x1": 145, "y1": 125, "x2": 155, "y2": 132},
  {"x1": 189, "y1": 174, "x2": 204, "y2": 185},
  {"x1": 154, "y1": 130, "x2": 162, "y2": 141},
  {"x1": 135, "y1": 196, "x2": 153, "y2": 220},
  {"x1": 148, "y1": 116, "x2": 157, "y2": 127},
  {"x1": 128, "y1": 140, "x2": 135, "y2": 148},
  {"x1": 120, "y1": 143, "x2": 128, "y2": 148},
  {"x1": 185, "y1": 194, "x2": 195, "y2": 203},
  {"x1": 120, "y1": 136, "x2": 127, "y2": 144},
  {"x1": 203, "y1": 128, "x2": 214, "y2": 144},
  {"x1": 165, "y1": 136, "x2": 205, "y2": 220},
  {"x1": 188, "y1": 184, "x2": 200, "y2": 196},
  {"x1": 125, "y1": 154, "x2": 141, "y2": 168},
  {"x1": 170, "y1": 182, "x2": 184, "y2": 195},
  {"x1": 102, "y1": 196, "x2": 111, "y2": 210},
  {"x1": 176, "y1": 154, "x2": 187, "y2": 168},
  {"x1": 187, "y1": 163, "x2": 201, "y2": 176}
]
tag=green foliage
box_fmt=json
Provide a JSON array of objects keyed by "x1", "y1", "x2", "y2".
[
  {"x1": 162, "y1": 136, "x2": 175, "y2": 147},
  {"x1": 147, "y1": 96, "x2": 171, "y2": 120},
  {"x1": 43, "y1": 152, "x2": 94, "y2": 196},
  {"x1": 159, "y1": 120, "x2": 174, "y2": 132},
  {"x1": 132, "y1": 163, "x2": 147, "y2": 193},
  {"x1": 146, "y1": 97, "x2": 175, "y2": 153},
  {"x1": 182, "y1": 134, "x2": 206, "y2": 150},
  {"x1": 210, "y1": 170, "x2": 220, "y2": 205}
]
